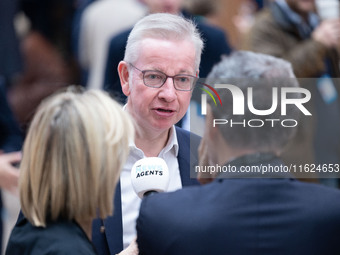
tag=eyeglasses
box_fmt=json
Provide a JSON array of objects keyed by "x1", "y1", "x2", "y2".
[{"x1": 129, "y1": 63, "x2": 198, "y2": 91}]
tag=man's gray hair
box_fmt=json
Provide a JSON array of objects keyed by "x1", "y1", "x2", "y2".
[
  {"x1": 124, "y1": 13, "x2": 204, "y2": 71},
  {"x1": 206, "y1": 51, "x2": 300, "y2": 154}
]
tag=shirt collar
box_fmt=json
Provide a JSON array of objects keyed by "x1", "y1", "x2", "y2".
[
  {"x1": 162, "y1": 125, "x2": 179, "y2": 157},
  {"x1": 128, "y1": 125, "x2": 179, "y2": 157},
  {"x1": 123, "y1": 104, "x2": 179, "y2": 157}
]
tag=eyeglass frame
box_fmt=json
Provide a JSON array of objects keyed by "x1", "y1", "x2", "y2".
[{"x1": 128, "y1": 63, "x2": 198, "y2": 91}]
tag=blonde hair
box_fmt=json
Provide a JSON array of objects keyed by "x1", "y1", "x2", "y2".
[{"x1": 20, "y1": 88, "x2": 134, "y2": 227}]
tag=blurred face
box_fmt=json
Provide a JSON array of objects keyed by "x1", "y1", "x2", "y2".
[
  {"x1": 122, "y1": 38, "x2": 196, "y2": 134},
  {"x1": 143, "y1": 0, "x2": 183, "y2": 14},
  {"x1": 285, "y1": 0, "x2": 315, "y2": 15}
]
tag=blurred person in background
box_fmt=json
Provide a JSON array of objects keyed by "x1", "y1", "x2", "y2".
[
  {"x1": 5, "y1": 88, "x2": 135, "y2": 255},
  {"x1": 8, "y1": 0, "x2": 81, "y2": 132},
  {"x1": 77, "y1": 0, "x2": 146, "y2": 89},
  {"x1": 137, "y1": 51, "x2": 340, "y2": 255},
  {"x1": 183, "y1": 0, "x2": 220, "y2": 26},
  {"x1": 245, "y1": 0, "x2": 340, "y2": 187},
  {"x1": 0, "y1": 0, "x2": 23, "y2": 89}
]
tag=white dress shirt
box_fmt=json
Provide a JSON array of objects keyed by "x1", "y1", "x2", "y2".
[{"x1": 120, "y1": 126, "x2": 182, "y2": 248}]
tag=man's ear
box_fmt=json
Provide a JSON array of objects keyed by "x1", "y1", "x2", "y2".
[
  {"x1": 206, "y1": 106, "x2": 219, "y2": 140},
  {"x1": 118, "y1": 61, "x2": 131, "y2": 96},
  {"x1": 197, "y1": 135, "x2": 217, "y2": 185}
]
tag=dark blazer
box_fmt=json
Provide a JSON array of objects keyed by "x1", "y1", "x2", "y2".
[
  {"x1": 137, "y1": 156, "x2": 340, "y2": 255},
  {"x1": 6, "y1": 217, "x2": 97, "y2": 255},
  {"x1": 92, "y1": 126, "x2": 201, "y2": 255},
  {"x1": 102, "y1": 15, "x2": 232, "y2": 103}
]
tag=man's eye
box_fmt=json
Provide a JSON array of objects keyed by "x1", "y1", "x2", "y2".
[
  {"x1": 176, "y1": 76, "x2": 190, "y2": 83},
  {"x1": 146, "y1": 74, "x2": 162, "y2": 80}
]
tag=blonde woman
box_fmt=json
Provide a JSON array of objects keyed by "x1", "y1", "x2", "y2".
[{"x1": 5, "y1": 88, "x2": 135, "y2": 254}]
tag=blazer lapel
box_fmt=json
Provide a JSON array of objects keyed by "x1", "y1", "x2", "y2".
[
  {"x1": 104, "y1": 181, "x2": 123, "y2": 255},
  {"x1": 176, "y1": 127, "x2": 200, "y2": 186},
  {"x1": 100, "y1": 127, "x2": 199, "y2": 254}
]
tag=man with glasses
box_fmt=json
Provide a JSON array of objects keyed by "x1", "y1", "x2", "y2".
[
  {"x1": 128, "y1": 63, "x2": 198, "y2": 92},
  {"x1": 92, "y1": 13, "x2": 203, "y2": 255},
  {"x1": 102, "y1": 0, "x2": 232, "y2": 103}
]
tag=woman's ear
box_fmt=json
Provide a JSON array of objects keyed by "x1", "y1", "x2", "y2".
[{"x1": 118, "y1": 61, "x2": 131, "y2": 96}]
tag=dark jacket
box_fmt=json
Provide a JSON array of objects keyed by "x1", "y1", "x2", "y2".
[
  {"x1": 6, "y1": 217, "x2": 97, "y2": 255},
  {"x1": 137, "y1": 156, "x2": 340, "y2": 255},
  {"x1": 92, "y1": 126, "x2": 201, "y2": 255}
]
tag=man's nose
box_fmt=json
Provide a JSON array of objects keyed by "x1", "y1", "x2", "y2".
[{"x1": 158, "y1": 77, "x2": 177, "y2": 102}]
